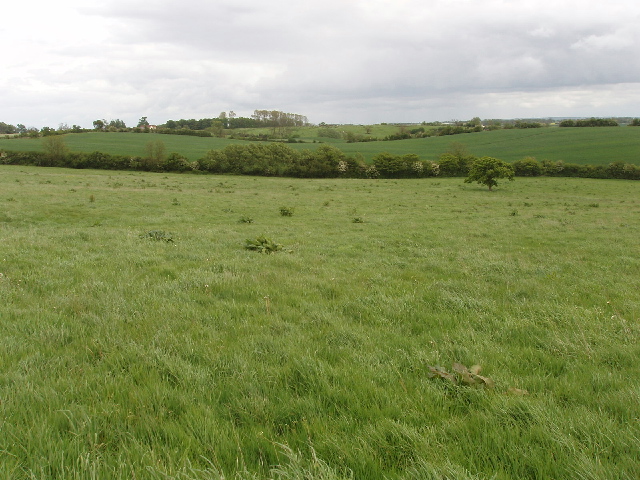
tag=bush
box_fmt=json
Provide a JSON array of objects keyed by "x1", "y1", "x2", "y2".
[
  {"x1": 163, "y1": 153, "x2": 194, "y2": 172},
  {"x1": 606, "y1": 162, "x2": 640, "y2": 180},
  {"x1": 371, "y1": 152, "x2": 432, "y2": 178},
  {"x1": 373, "y1": 152, "x2": 409, "y2": 178},
  {"x1": 42, "y1": 135, "x2": 69, "y2": 166},
  {"x1": 437, "y1": 153, "x2": 475, "y2": 176},
  {"x1": 316, "y1": 127, "x2": 342, "y2": 139},
  {"x1": 512, "y1": 157, "x2": 542, "y2": 176},
  {"x1": 514, "y1": 121, "x2": 543, "y2": 129}
]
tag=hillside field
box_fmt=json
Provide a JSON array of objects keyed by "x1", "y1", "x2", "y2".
[
  {"x1": 1, "y1": 166, "x2": 639, "y2": 479},
  {"x1": 1, "y1": 125, "x2": 639, "y2": 165}
]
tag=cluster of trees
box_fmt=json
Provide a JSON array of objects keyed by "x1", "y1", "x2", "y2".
[
  {"x1": 0, "y1": 123, "x2": 86, "y2": 137},
  {"x1": 161, "y1": 118, "x2": 215, "y2": 131},
  {"x1": 0, "y1": 122, "x2": 18, "y2": 134},
  {"x1": 1, "y1": 110, "x2": 310, "y2": 140},
  {"x1": 249, "y1": 110, "x2": 308, "y2": 128},
  {"x1": 93, "y1": 119, "x2": 128, "y2": 131},
  {"x1": 160, "y1": 110, "x2": 308, "y2": 133},
  {"x1": 559, "y1": 118, "x2": 619, "y2": 127}
]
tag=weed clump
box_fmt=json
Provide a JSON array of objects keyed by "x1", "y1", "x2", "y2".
[
  {"x1": 140, "y1": 230, "x2": 174, "y2": 243},
  {"x1": 245, "y1": 235, "x2": 283, "y2": 254},
  {"x1": 427, "y1": 363, "x2": 494, "y2": 388},
  {"x1": 279, "y1": 206, "x2": 294, "y2": 217}
]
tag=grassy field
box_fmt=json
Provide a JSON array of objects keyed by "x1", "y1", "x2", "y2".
[
  {"x1": 1, "y1": 126, "x2": 639, "y2": 165},
  {"x1": 1, "y1": 166, "x2": 639, "y2": 479}
]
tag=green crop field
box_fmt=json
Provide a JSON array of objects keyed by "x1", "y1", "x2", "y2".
[
  {"x1": 1, "y1": 126, "x2": 639, "y2": 166},
  {"x1": 332, "y1": 126, "x2": 640, "y2": 165},
  {"x1": 0, "y1": 133, "x2": 238, "y2": 163},
  {"x1": 1, "y1": 165, "x2": 639, "y2": 479}
]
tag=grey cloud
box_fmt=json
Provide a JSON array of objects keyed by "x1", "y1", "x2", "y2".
[{"x1": 3, "y1": 0, "x2": 640, "y2": 126}]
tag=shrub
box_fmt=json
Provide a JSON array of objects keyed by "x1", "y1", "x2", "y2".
[
  {"x1": 438, "y1": 153, "x2": 475, "y2": 176},
  {"x1": 373, "y1": 152, "x2": 408, "y2": 178},
  {"x1": 512, "y1": 157, "x2": 542, "y2": 176},
  {"x1": 42, "y1": 135, "x2": 69, "y2": 166},
  {"x1": 372, "y1": 152, "x2": 430, "y2": 178},
  {"x1": 316, "y1": 127, "x2": 342, "y2": 139},
  {"x1": 541, "y1": 160, "x2": 565, "y2": 176},
  {"x1": 142, "y1": 140, "x2": 167, "y2": 171},
  {"x1": 514, "y1": 121, "x2": 543, "y2": 129},
  {"x1": 163, "y1": 152, "x2": 193, "y2": 172},
  {"x1": 606, "y1": 162, "x2": 640, "y2": 179}
]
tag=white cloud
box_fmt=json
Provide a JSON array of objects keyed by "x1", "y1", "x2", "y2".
[{"x1": 2, "y1": 0, "x2": 640, "y2": 127}]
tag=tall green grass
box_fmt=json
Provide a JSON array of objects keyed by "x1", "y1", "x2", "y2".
[{"x1": 1, "y1": 166, "x2": 639, "y2": 479}]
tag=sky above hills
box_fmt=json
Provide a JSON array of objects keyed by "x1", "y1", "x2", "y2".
[{"x1": 3, "y1": 0, "x2": 640, "y2": 128}]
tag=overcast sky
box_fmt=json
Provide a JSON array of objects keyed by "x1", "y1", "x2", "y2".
[{"x1": 3, "y1": 0, "x2": 640, "y2": 128}]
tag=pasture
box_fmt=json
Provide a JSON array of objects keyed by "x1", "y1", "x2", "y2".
[
  {"x1": 1, "y1": 166, "x2": 639, "y2": 479},
  {"x1": 1, "y1": 126, "x2": 639, "y2": 165}
]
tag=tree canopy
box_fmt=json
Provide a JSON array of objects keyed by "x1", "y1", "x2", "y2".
[{"x1": 464, "y1": 156, "x2": 515, "y2": 190}]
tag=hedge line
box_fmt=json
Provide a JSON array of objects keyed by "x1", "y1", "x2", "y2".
[{"x1": 1, "y1": 144, "x2": 639, "y2": 180}]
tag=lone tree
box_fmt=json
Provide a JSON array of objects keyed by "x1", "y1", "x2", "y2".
[{"x1": 464, "y1": 156, "x2": 514, "y2": 191}]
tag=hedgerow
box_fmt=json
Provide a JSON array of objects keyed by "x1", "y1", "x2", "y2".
[{"x1": 1, "y1": 144, "x2": 639, "y2": 179}]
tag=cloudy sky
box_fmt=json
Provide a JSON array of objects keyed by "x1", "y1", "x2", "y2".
[{"x1": 3, "y1": 0, "x2": 640, "y2": 128}]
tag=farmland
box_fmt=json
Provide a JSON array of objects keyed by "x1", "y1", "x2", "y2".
[
  {"x1": 1, "y1": 125, "x2": 639, "y2": 165},
  {"x1": 1, "y1": 166, "x2": 639, "y2": 479}
]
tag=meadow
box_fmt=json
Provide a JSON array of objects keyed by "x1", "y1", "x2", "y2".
[
  {"x1": 1, "y1": 165, "x2": 639, "y2": 479},
  {"x1": 1, "y1": 125, "x2": 639, "y2": 165}
]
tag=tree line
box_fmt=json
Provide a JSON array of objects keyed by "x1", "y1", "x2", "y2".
[{"x1": 1, "y1": 138, "x2": 639, "y2": 180}]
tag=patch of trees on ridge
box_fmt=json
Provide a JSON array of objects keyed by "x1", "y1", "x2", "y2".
[
  {"x1": 559, "y1": 118, "x2": 620, "y2": 127},
  {"x1": 162, "y1": 110, "x2": 309, "y2": 137}
]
